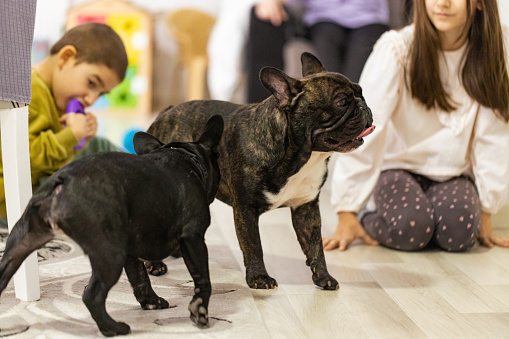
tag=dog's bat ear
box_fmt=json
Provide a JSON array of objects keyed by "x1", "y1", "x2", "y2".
[
  {"x1": 301, "y1": 52, "x2": 326, "y2": 77},
  {"x1": 259, "y1": 67, "x2": 301, "y2": 107},
  {"x1": 198, "y1": 115, "x2": 224, "y2": 149},
  {"x1": 133, "y1": 132, "x2": 164, "y2": 155}
]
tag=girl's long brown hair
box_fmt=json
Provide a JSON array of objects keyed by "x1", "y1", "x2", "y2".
[{"x1": 408, "y1": 0, "x2": 509, "y2": 122}]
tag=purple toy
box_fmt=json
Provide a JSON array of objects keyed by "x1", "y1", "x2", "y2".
[{"x1": 66, "y1": 99, "x2": 86, "y2": 150}]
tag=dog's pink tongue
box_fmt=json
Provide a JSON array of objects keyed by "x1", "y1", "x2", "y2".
[{"x1": 358, "y1": 125, "x2": 375, "y2": 138}]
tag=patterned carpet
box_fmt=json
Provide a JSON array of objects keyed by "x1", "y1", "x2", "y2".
[
  {"x1": 0, "y1": 228, "x2": 73, "y2": 263},
  {"x1": 0, "y1": 209, "x2": 269, "y2": 338}
]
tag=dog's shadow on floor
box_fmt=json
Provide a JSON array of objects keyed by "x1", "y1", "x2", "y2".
[{"x1": 235, "y1": 249, "x2": 434, "y2": 289}]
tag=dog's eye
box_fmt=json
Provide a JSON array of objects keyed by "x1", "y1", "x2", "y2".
[{"x1": 337, "y1": 98, "x2": 348, "y2": 107}]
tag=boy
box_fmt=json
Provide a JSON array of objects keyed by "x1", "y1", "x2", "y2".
[{"x1": 0, "y1": 22, "x2": 128, "y2": 219}]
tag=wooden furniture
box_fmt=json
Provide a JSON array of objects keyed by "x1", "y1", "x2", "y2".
[
  {"x1": 0, "y1": 0, "x2": 40, "y2": 301},
  {"x1": 166, "y1": 9, "x2": 216, "y2": 101}
]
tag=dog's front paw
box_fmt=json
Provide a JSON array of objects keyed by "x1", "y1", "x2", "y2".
[
  {"x1": 312, "y1": 272, "x2": 339, "y2": 291},
  {"x1": 99, "y1": 321, "x2": 130, "y2": 337},
  {"x1": 141, "y1": 296, "x2": 170, "y2": 310},
  {"x1": 247, "y1": 274, "x2": 278, "y2": 289},
  {"x1": 188, "y1": 297, "x2": 209, "y2": 328},
  {"x1": 145, "y1": 261, "x2": 168, "y2": 276}
]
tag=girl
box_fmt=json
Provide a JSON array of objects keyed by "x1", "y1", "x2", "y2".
[{"x1": 324, "y1": 0, "x2": 509, "y2": 252}]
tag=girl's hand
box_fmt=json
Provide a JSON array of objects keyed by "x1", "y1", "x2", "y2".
[
  {"x1": 254, "y1": 0, "x2": 288, "y2": 26},
  {"x1": 478, "y1": 212, "x2": 509, "y2": 248},
  {"x1": 322, "y1": 212, "x2": 379, "y2": 251}
]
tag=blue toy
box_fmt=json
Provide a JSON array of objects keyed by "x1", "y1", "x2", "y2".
[{"x1": 122, "y1": 127, "x2": 143, "y2": 154}]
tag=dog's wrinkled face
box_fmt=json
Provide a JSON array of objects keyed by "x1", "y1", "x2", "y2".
[
  {"x1": 260, "y1": 52, "x2": 374, "y2": 153},
  {"x1": 303, "y1": 73, "x2": 374, "y2": 153}
]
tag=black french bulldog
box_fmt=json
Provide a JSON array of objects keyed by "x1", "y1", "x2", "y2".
[
  {"x1": 0, "y1": 115, "x2": 224, "y2": 336},
  {"x1": 147, "y1": 52, "x2": 374, "y2": 290}
]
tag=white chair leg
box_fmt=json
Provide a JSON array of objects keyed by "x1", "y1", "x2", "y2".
[{"x1": 0, "y1": 106, "x2": 40, "y2": 301}]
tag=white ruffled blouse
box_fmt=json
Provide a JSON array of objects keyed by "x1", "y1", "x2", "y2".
[{"x1": 331, "y1": 24, "x2": 509, "y2": 214}]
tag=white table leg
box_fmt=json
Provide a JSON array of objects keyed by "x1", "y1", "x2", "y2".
[{"x1": 0, "y1": 106, "x2": 40, "y2": 301}]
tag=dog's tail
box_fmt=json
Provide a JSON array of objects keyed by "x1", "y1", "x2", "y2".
[{"x1": 0, "y1": 178, "x2": 61, "y2": 295}]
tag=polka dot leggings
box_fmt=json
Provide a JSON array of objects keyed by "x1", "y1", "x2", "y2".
[{"x1": 361, "y1": 170, "x2": 481, "y2": 252}]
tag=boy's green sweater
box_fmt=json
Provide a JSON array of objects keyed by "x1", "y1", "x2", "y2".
[{"x1": 0, "y1": 68, "x2": 79, "y2": 218}]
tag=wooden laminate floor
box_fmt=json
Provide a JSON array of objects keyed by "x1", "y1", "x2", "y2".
[{"x1": 211, "y1": 174, "x2": 509, "y2": 339}]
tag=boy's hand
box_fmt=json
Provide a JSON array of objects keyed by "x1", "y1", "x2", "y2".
[
  {"x1": 83, "y1": 113, "x2": 98, "y2": 140},
  {"x1": 478, "y1": 212, "x2": 509, "y2": 248},
  {"x1": 322, "y1": 212, "x2": 379, "y2": 251},
  {"x1": 59, "y1": 112, "x2": 98, "y2": 142}
]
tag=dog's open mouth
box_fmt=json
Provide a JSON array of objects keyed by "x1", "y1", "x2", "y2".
[{"x1": 322, "y1": 125, "x2": 375, "y2": 152}]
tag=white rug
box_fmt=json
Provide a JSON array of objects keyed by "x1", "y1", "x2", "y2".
[{"x1": 0, "y1": 209, "x2": 269, "y2": 338}]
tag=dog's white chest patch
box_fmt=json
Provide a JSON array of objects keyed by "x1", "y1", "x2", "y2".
[{"x1": 264, "y1": 152, "x2": 331, "y2": 210}]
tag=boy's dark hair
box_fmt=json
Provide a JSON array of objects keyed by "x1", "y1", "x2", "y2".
[{"x1": 50, "y1": 22, "x2": 128, "y2": 82}]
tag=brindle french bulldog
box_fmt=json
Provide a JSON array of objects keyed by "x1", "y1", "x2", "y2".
[
  {"x1": 147, "y1": 52, "x2": 374, "y2": 290},
  {"x1": 0, "y1": 116, "x2": 223, "y2": 336}
]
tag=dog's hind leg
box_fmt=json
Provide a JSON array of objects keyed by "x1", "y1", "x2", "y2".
[
  {"x1": 179, "y1": 221, "x2": 212, "y2": 328},
  {"x1": 125, "y1": 256, "x2": 169, "y2": 310},
  {"x1": 291, "y1": 200, "x2": 339, "y2": 290},
  {"x1": 83, "y1": 251, "x2": 130, "y2": 336},
  {"x1": 0, "y1": 202, "x2": 54, "y2": 294}
]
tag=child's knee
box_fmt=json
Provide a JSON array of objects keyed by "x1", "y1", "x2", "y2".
[
  {"x1": 385, "y1": 218, "x2": 435, "y2": 251},
  {"x1": 434, "y1": 211, "x2": 480, "y2": 252},
  {"x1": 434, "y1": 225, "x2": 479, "y2": 252},
  {"x1": 365, "y1": 210, "x2": 432, "y2": 250}
]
